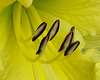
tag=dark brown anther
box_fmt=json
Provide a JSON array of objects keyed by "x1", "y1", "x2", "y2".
[
  {"x1": 70, "y1": 26, "x2": 75, "y2": 43},
  {"x1": 32, "y1": 22, "x2": 47, "y2": 41},
  {"x1": 36, "y1": 36, "x2": 49, "y2": 55},
  {"x1": 58, "y1": 31, "x2": 73, "y2": 52},
  {"x1": 47, "y1": 20, "x2": 59, "y2": 41},
  {"x1": 64, "y1": 41, "x2": 80, "y2": 56},
  {"x1": 70, "y1": 26, "x2": 75, "y2": 32}
]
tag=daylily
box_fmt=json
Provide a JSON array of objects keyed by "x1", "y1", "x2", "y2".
[{"x1": 0, "y1": 0, "x2": 100, "y2": 80}]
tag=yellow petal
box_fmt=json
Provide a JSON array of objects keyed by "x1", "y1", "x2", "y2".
[
  {"x1": 18, "y1": 0, "x2": 33, "y2": 8},
  {"x1": 61, "y1": 49, "x2": 100, "y2": 80},
  {"x1": 83, "y1": 34, "x2": 100, "y2": 50},
  {"x1": 0, "y1": 29, "x2": 35, "y2": 80},
  {"x1": 0, "y1": 0, "x2": 15, "y2": 12},
  {"x1": 34, "y1": 0, "x2": 100, "y2": 34},
  {"x1": 0, "y1": 5, "x2": 13, "y2": 54},
  {"x1": 0, "y1": 56, "x2": 4, "y2": 72},
  {"x1": 0, "y1": 4, "x2": 35, "y2": 80},
  {"x1": 95, "y1": 63, "x2": 100, "y2": 80},
  {"x1": 34, "y1": 0, "x2": 100, "y2": 49}
]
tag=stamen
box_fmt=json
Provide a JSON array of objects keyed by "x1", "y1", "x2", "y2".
[
  {"x1": 32, "y1": 22, "x2": 47, "y2": 41},
  {"x1": 22, "y1": 36, "x2": 49, "y2": 62},
  {"x1": 36, "y1": 36, "x2": 49, "y2": 55},
  {"x1": 64, "y1": 41, "x2": 80, "y2": 56},
  {"x1": 70, "y1": 26, "x2": 75, "y2": 43},
  {"x1": 70, "y1": 26, "x2": 75, "y2": 32},
  {"x1": 58, "y1": 31, "x2": 73, "y2": 52},
  {"x1": 19, "y1": 18, "x2": 80, "y2": 64},
  {"x1": 39, "y1": 50, "x2": 64, "y2": 64},
  {"x1": 47, "y1": 20, "x2": 59, "y2": 41}
]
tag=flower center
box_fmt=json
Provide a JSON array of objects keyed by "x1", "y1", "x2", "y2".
[
  {"x1": 30, "y1": 20, "x2": 80, "y2": 64},
  {"x1": 13, "y1": 2, "x2": 80, "y2": 64}
]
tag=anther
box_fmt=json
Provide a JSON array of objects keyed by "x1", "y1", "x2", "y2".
[
  {"x1": 70, "y1": 26, "x2": 75, "y2": 32},
  {"x1": 36, "y1": 36, "x2": 49, "y2": 55},
  {"x1": 47, "y1": 20, "x2": 59, "y2": 41},
  {"x1": 70, "y1": 26, "x2": 75, "y2": 43},
  {"x1": 58, "y1": 31, "x2": 73, "y2": 52},
  {"x1": 64, "y1": 41, "x2": 80, "y2": 56},
  {"x1": 32, "y1": 22, "x2": 47, "y2": 41}
]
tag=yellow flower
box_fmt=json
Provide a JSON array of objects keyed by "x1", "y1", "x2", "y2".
[{"x1": 0, "y1": 0, "x2": 100, "y2": 80}]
